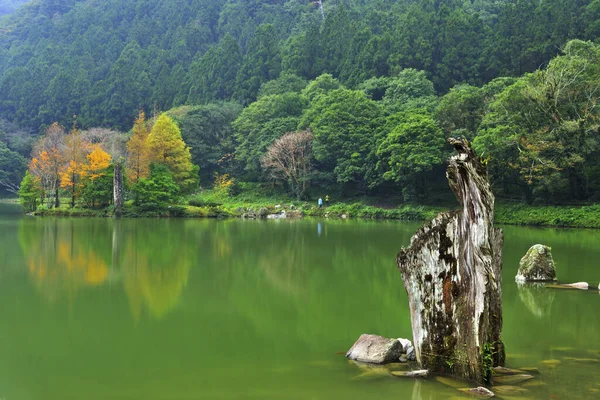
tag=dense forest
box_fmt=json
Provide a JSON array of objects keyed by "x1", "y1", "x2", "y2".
[
  {"x1": 1, "y1": 0, "x2": 600, "y2": 205},
  {"x1": 0, "y1": 0, "x2": 27, "y2": 16}
]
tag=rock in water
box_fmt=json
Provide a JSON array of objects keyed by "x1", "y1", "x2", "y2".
[
  {"x1": 458, "y1": 387, "x2": 495, "y2": 398},
  {"x1": 390, "y1": 369, "x2": 429, "y2": 378},
  {"x1": 515, "y1": 244, "x2": 557, "y2": 282},
  {"x1": 397, "y1": 138, "x2": 505, "y2": 384},
  {"x1": 346, "y1": 334, "x2": 402, "y2": 364},
  {"x1": 492, "y1": 374, "x2": 534, "y2": 385}
]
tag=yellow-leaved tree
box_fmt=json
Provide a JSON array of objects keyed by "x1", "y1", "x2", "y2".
[
  {"x1": 126, "y1": 110, "x2": 151, "y2": 185},
  {"x1": 146, "y1": 114, "x2": 198, "y2": 193},
  {"x1": 86, "y1": 145, "x2": 112, "y2": 179}
]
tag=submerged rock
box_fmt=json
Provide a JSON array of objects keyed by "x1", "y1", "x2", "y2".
[
  {"x1": 540, "y1": 359, "x2": 561, "y2": 367},
  {"x1": 435, "y1": 376, "x2": 471, "y2": 389},
  {"x1": 491, "y1": 385, "x2": 529, "y2": 396},
  {"x1": 458, "y1": 387, "x2": 495, "y2": 398},
  {"x1": 492, "y1": 374, "x2": 534, "y2": 385},
  {"x1": 515, "y1": 244, "x2": 557, "y2": 282},
  {"x1": 519, "y1": 367, "x2": 540, "y2": 375},
  {"x1": 345, "y1": 334, "x2": 402, "y2": 364},
  {"x1": 390, "y1": 369, "x2": 429, "y2": 378},
  {"x1": 492, "y1": 366, "x2": 527, "y2": 375},
  {"x1": 348, "y1": 360, "x2": 394, "y2": 380}
]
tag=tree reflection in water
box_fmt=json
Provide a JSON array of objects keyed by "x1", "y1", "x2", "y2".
[{"x1": 19, "y1": 218, "x2": 194, "y2": 320}]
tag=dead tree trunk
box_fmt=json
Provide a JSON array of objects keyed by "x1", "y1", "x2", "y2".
[
  {"x1": 396, "y1": 138, "x2": 504, "y2": 384},
  {"x1": 113, "y1": 160, "x2": 124, "y2": 217}
]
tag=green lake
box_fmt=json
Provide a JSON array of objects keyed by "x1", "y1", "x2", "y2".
[{"x1": 1, "y1": 201, "x2": 599, "y2": 399}]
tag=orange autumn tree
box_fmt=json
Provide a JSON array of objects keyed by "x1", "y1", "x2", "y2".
[
  {"x1": 60, "y1": 120, "x2": 92, "y2": 207},
  {"x1": 30, "y1": 122, "x2": 67, "y2": 208},
  {"x1": 126, "y1": 110, "x2": 151, "y2": 185},
  {"x1": 80, "y1": 145, "x2": 112, "y2": 208}
]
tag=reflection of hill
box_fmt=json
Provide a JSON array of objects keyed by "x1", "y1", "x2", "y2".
[{"x1": 18, "y1": 218, "x2": 196, "y2": 320}]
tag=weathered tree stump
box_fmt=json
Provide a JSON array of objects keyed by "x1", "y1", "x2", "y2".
[
  {"x1": 396, "y1": 138, "x2": 504, "y2": 384},
  {"x1": 113, "y1": 159, "x2": 124, "y2": 216}
]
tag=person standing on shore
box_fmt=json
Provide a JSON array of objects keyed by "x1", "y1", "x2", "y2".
[
  {"x1": 318, "y1": 197, "x2": 323, "y2": 208},
  {"x1": 325, "y1": 195, "x2": 329, "y2": 206}
]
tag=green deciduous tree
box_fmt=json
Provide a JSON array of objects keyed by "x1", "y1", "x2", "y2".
[
  {"x1": 233, "y1": 92, "x2": 307, "y2": 175},
  {"x1": 376, "y1": 111, "x2": 446, "y2": 201},
  {"x1": 0, "y1": 140, "x2": 27, "y2": 195},
  {"x1": 299, "y1": 88, "x2": 384, "y2": 191},
  {"x1": 18, "y1": 170, "x2": 41, "y2": 212},
  {"x1": 132, "y1": 163, "x2": 180, "y2": 209}
]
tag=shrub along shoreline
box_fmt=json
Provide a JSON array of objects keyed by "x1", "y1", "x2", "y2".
[{"x1": 20, "y1": 195, "x2": 600, "y2": 229}]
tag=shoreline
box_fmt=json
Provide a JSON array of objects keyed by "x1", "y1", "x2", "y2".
[{"x1": 14, "y1": 200, "x2": 600, "y2": 229}]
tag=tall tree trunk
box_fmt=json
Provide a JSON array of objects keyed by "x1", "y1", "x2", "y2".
[
  {"x1": 113, "y1": 160, "x2": 124, "y2": 217},
  {"x1": 54, "y1": 180, "x2": 60, "y2": 208},
  {"x1": 396, "y1": 138, "x2": 504, "y2": 384}
]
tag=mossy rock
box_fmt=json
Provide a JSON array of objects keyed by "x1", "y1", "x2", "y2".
[{"x1": 515, "y1": 244, "x2": 557, "y2": 282}]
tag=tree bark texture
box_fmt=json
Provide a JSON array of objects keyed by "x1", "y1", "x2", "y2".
[
  {"x1": 396, "y1": 138, "x2": 504, "y2": 384},
  {"x1": 113, "y1": 160, "x2": 124, "y2": 216}
]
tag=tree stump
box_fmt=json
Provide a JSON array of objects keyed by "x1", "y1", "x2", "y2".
[
  {"x1": 113, "y1": 159, "x2": 124, "y2": 216},
  {"x1": 396, "y1": 138, "x2": 504, "y2": 384}
]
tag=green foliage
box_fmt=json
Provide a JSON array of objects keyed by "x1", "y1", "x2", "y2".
[
  {"x1": 132, "y1": 163, "x2": 180, "y2": 210},
  {"x1": 0, "y1": 0, "x2": 597, "y2": 131},
  {"x1": 475, "y1": 40, "x2": 600, "y2": 202},
  {"x1": 376, "y1": 111, "x2": 446, "y2": 199},
  {"x1": 300, "y1": 88, "x2": 384, "y2": 189},
  {"x1": 482, "y1": 342, "x2": 495, "y2": 385},
  {"x1": 495, "y1": 203, "x2": 600, "y2": 228},
  {"x1": 167, "y1": 102, "x2": 242, "y2": 182},
  {"x1": 382, "y1": 69, "x2": 438, "y2": 113},
  {"x1": 233, "y1": 92, "x2": 307, "y2": 175},
  {"x1": 18, "y1": 170, "x2": 41, "y2": 211},
  {"x1": 0, "y1": 139, "x2": 26, "y2": 195},
  {"x1": 258, "y1": 73, "x2": 308, "y2": 98},
  {"x1": 300, "y1": 74, "x2": 342, "y2": 103},
  {"x1": 80, "y1": 166, "x2": 113, "y2": 208},
  {"x1": 435, "y1": 84, "x2": 485, "y2": 138}
]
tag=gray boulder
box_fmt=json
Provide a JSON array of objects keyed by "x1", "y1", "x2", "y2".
[
  {"x1": 515, "y1": 244, "x2": 557, "y2": 282},
  {"x1": 397, "y1": 338, "x2": 412, "y2": 353},
  {"x1": 346, "y1": 334, "x2": 402, "y2": 364}
]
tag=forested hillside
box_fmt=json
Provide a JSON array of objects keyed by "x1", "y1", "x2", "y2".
[
  {"x1": 2, "y1": 0, "x2": 600, "y2": 204},
  {"x1": 0, "y1": 0, "x2": 598, "y2": 130},
  {"x1": 0, "y1": 0, "x2": 28, "y2": 16}
]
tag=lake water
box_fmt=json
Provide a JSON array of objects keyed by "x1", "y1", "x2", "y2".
[{"x1": 1, "y1": 202, "x2": 599, "y2": 399}]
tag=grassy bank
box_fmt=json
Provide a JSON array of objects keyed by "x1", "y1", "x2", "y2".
[
  {"x1": 495, "y1": 203, "x2": 600, "y2": 229},
  {"x1": 26, "y1": 188, "x2": 600, "y2": 229}
]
